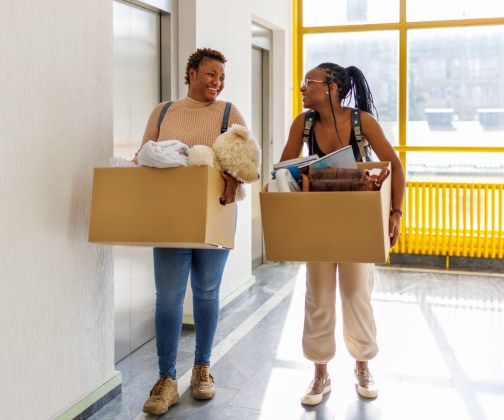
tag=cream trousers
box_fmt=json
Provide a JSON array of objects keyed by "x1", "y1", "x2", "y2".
[{"x1": 303, "y1": 261, "x2": 378, "y2": 363}]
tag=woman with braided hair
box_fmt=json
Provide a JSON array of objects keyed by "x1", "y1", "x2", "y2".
[{"x1": 280, "y1": 63, "x2": 405, "y2": 405}]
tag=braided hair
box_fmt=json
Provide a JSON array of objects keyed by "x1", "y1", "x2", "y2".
[{"x1": 316, "y1": 63, "x2": 378, "y2": 118}]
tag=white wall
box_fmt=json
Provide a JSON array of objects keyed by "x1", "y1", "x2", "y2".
[
  {"x1": 178, "y1": 0, "x2": 292, "y2": 309},
  {"x1": 0, "y1": 1, "x2": 116, "y2": 418},
  {"x1": 252, "y1": 0, "x2": 294, "y2": 163},
  {"x1": 194, "y1": 0, "x2": 256, "y2": 303},
  {"x1": 0, "y1": 0, "x2": 291, "y2": 417}
]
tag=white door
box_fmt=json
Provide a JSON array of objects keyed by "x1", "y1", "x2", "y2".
[
  {"x1": 113, "y1": 0, "x2": 161, "y2": 362},
  {"x1": 251, "y1": 42, "x2": 271, "y2": 269}
]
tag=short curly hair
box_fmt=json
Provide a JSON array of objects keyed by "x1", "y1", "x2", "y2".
[{"x1": 184, "y1": 48, "x2": 227, "y2": 85}]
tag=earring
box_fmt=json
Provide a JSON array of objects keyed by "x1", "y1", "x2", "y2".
[{"x1": 326, "y1": 91, "x2": 329, "y2": 94}]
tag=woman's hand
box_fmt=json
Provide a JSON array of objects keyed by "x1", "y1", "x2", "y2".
[
  {"x1": 389, "y1": 212, "x2": 401, "y2": 248},
  {"x1": 220, "y1": 172, "x2": 241, "y2": 205}
]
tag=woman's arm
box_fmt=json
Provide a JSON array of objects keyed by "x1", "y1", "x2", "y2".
[
  {"x1": 280, "y1": 112, "x2": 309, "y2": 161},
  {"x1": 360, "y1": 112, "x2": 406, "y2": 248},
  {"x1": 228, "y1": 104, "x2": 247, "y2": 127}
]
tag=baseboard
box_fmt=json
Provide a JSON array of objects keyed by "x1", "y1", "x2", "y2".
[
  {"x1": 182, "y1": 275, "x2": 256, "y2": 327},
  {"x1": 389, "y1": 253, "x2": 504, "y2": 273},
  {"x1": 219, "y1": 275, "x2": 256, "y2": 309},
  {"x1": 55, "y1": 372, "x2": 122, "y2": 420}
]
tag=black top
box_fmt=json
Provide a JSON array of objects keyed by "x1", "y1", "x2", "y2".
[
  {"x1": 308, "y1": 118, "x2": 363, "y2": 162},
  {"x1": 310, "y1": 125, "x2": 362, "y2": 161}
]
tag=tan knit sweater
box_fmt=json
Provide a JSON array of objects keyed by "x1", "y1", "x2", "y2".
[{"x1": 137, "y1": 96, "x2": 247, "y2": 155}]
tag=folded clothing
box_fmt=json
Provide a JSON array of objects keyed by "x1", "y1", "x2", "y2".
[
  {"x1": 137, "y1": 140, "x2": 189, "y2": 168},
  {"x1": 108, "y1": 156, "x2": 137, "y2": 167}
]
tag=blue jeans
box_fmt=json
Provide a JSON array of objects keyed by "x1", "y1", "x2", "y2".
[{"x1": 153, "y1": 247, "x2": 230, "y2": 379}]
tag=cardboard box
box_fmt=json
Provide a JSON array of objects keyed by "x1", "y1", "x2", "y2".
[
  {"x1": 260, "y1": 161, "x2": 391, "y2": 263},
  {"x1": 89, "y1": 166, "x2": 236, "y2": 249}
]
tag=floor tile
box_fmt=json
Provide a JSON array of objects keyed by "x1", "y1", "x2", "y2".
[{"x1": 89, "y1": 263, "x2": 504, "y2": 420}]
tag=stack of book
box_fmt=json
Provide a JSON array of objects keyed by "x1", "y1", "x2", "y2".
[
  {"x1": 308, "y1": 166, "x2": 390, "y2": 192},
  {"x1": 305, "y1": 145, "x2": 357, "y2": 169},
  {"x1": 271, "y1": 154, "x2": 318, "y2": 180},
  {"x1": 272, "y1": 145, "x2": 358, "y2": 180},
  {"x1": 273, "y1": 154, "x2": 319, "y2": 171}
]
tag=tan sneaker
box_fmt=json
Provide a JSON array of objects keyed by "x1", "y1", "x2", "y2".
[
  {"x1": 142, "y1": 376, "x2": 179, "y2": 415},
  {"x1": 354, "y1": 367, "x2": 378, "y2": 399},
  {"x1": 301, "y1": 376, "x2": 331, "y2": 405},
  {"x1": 191, "y1": 364, "x2": 215, "y2": 400}
]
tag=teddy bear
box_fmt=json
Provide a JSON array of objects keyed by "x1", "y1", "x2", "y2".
[{"x1": 187, "y1": 124, "x2": 261, "y2": 201}]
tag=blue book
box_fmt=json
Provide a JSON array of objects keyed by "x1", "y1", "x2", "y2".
[
  {"x1": 305, "y1": 145, "x2": 357, "y2": 169},
  {"x1": 271, "y1": 165, "x2": 300, "y2": 180}
]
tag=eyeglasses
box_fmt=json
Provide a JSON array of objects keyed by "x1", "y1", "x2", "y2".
[{"x1": 300, "y1": 77, "x2": 326, "y2": 89}]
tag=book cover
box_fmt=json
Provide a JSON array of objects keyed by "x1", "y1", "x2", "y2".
[
  {"x1": 273, "y1": 154, "x2": 319, "y2": 170},
  {"x1": 309, "y1": 167, "x2": 364, "y2": 180},
  {"x1": 304, "y1": 145, "x2": 357, "y2": 169}
]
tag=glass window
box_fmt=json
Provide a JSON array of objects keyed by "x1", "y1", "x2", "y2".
[
  {"x1": 304, "y1": 31, "x2": 399, "y2": 144},
  {"x1": 407, "y1": 0, "x2": 504, "y2": 22},
  {"x1": 406, "y1": 152, "x2": 504, "y2": 183},
  {"x1": 303, "y1": 0, "x2": 399, "y2": 27},
  {"x1": 407, "y1": 26, "x2": 504, "y2": 148}
]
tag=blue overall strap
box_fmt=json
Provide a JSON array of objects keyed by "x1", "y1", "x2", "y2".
[
  {"x1": 221, "y1": 102, "x2": 232, "y2": 133},
  {"x1": 158, "y1": 101, "x2": 173, "y2": 130},
  {"x1": 352, "y1": 108, "x2": 371, "y2": 162}
]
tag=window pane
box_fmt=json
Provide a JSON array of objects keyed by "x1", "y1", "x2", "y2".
[
  {"x1": 407, "y1": 152, "x2": 504, "y2": 183},
  {"x1": 303, "y1": 0, "x2": 399, "y2": 27},
  {"x1": 304, "y1": 32, "x2": 399, "y2": 144},
  {"x1": 407, "y1": 0, "x2": 504, "y2": 22},
  {"x1": 407, "y1": 26, "x2": 504, "y2": 149}
]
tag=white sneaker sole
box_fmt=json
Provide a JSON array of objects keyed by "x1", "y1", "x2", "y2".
[
  {"x1": 142, "y1": 394, "x2": 180, "y2": 415},
  {"x1": 301, "y1": 384, "x2": 332, "y2": 406},
  {"x1": 357, "y1": 385, "x2": 378, "y2": 399}
]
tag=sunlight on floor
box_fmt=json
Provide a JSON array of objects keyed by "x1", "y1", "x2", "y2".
[{"x1": 255, "y1": 265, "x2": 504, "y2": 420}]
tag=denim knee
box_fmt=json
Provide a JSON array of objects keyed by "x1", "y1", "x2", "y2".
[{"x1": 153, "y1": 248, "x2": 191, "y2": 306}]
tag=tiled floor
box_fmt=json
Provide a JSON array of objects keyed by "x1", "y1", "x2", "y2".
[{"x1": 90, "y1": 262, "x2": 504, "y2": 420}]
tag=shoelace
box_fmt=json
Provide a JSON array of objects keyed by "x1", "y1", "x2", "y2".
[
  {"x1": 200, "y1": 366, "x2": 212, "y2": 383},
  {"x1": 309, "y1": 376, "x2": 328, "y2": 392},
  {"x1": 151, "y1": 377, "x2": 170, "y2": 396},
  {"x1": 355, "y1": 369, "x2": 373, "y2": 385}
]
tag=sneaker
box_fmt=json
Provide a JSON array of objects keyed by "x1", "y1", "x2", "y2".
[
  {"x1": 143, "y1": 376, "x2": 179, "y2": 415},
  {"x1": 301, "y1": 376, "x2": 331, "y2": 405},
  {"x1": 191, "y1": 364, "x2": 216, "y2": 400},
  {"x1": 354, "y1": 367, "x2": 378, "y2": 399}
]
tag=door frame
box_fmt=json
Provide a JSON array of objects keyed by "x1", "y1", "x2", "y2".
[{"x1": 251, "y1": 23, "x2": 273, "y2": 268}]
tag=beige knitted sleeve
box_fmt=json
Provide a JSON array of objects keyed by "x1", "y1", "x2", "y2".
[{"x1": 228, "y1": 104, "x2": 247, "y2": 128}]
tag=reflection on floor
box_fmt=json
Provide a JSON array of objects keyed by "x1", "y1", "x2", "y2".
[{"x1": 90, "y1": 262, "x2": 504, "y2": 420}]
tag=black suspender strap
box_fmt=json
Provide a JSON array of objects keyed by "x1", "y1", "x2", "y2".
[
  {"x1": 352, "y1": 108, "x2": 370, "y2": 162},
  {"x1": 221, "y1": 102, "x2": 232, "y2": 133},
  {"x1": 302, "y1": 111, "x2": 316, "y2": 144},
  {"x1": 158, "y1": 101, "x2": 173, "y2": 130}
]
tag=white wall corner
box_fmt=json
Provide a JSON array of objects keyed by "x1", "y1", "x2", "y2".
[{"x1": 177, "y1": 0, "x2": 197, "y2": 99}]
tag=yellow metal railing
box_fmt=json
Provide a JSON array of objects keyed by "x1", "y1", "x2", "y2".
[{"x1": 393, "y1": 182, "x2": 504, "y2": 260}]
